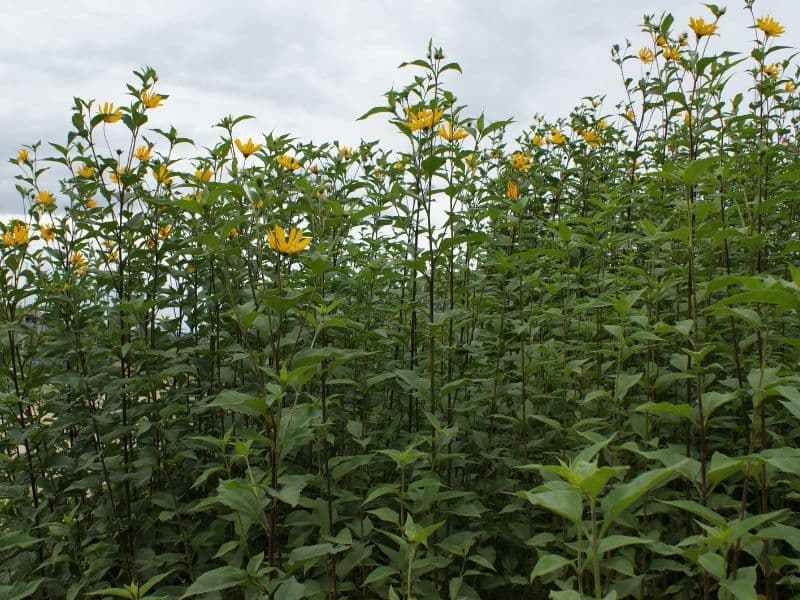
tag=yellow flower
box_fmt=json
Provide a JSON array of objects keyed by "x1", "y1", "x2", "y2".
[
  {"x1": 35, "y1": 191, "x2": 55, "y2": 210},
  {"x1": 1, "y1": 222, "x2": 30, "y2": 247},
  {"x1": 98, "y1": 102, "x2": 123, "y2": 123},
  {"x1": 146, "y1": 238, "x2": 156, "y2": 249},
  {"x1": 626, "y1": 108, "x2": 635, "y2": 121},
  {"x1": 506, "y1": 181, "x2": 519, "y2": 201},
  {"x1": 276, "y1": 154, "x2": 301, "y2": 171},
  {"x1": 689, "y1": 17, "x2": 717, "y2": 38},
  {"x1": 639, "y1": 47, "x2": 655, "y2": 64},
  {"x1": 757, "y1": 16, "x2": 785, "y2": 38},
  {"x1": 235, "y1": 138, "x2": 262, "y2": 158},
  {"x1": 158, "y1": 225, "x2": 171, "y2": 240},
  {"x1": 228, "y1": 227, "x2": 239, "y2": 238},
  {"x1": 596, "y1": 119, "x2": 609, "y2": 129},
  {"x1": 656, "y1": 36, "x2": 668, "y2": 48},
  {"x1": 140, "y1": 90, "x2": 164, "y2": 109},
  {"x1": 662, "y1": 47, "x2": 681, "y2": 61},
  {"x1": 195, "y1": 168, "x2": 213, "y2": 182},
  {"x1": 16, "y1": 149, "x2": 29, "y2": 163},
  {"x1": 785, "y1": 81, "x2": 796, "y2": 93},
  {"x1": 70, "y1": 252, "x2": 85, "y2": 267},
  {"x1": 187, "y1": 264, "x2": 197, "y2": 274},
  {"x1": 762, "y1": 63, "x2": 781, "y2": 79},
  {"x1": 337, "y1": 146, "x2": 354, "y2": 158},
  {"x1": 41, "y1": 225, "x2": 55, "y2": 242},
  {"x1": 86, "y1": 199, "x2": 98, "y2": 209},
  {"x1": 394, "y1": 161, "x2": 404, "y2": 170},
  {"x1": 266, "y1": 224, "x2": 311, "y2": 255},
  {"x1": 107, "y1": 251, "x2": 118, "y2": 263},
  {"x1": 153, "y1": 165, "x2": 173, "y2": 185},
  {"x1": 405, "y1": 107, "x2": 444, "y2": 131},
  {"x1": 134, "y1": 145, "x2": 153, "y2": 161},
  {"x1": 510, "y1": 152, "x2": 532, "y2": 171},
  {"x1": 678, "y1": 33, "x2": 689, "y2": 47},
  {"x1": 77, "y1": 165, "x2": 95, "y2": 177},
  {"x1": 531, "y1": 134, "x2": 544, "y2": 147},
  {"x1": 582, "y1": 130, "x2": 601, "y2": 147},
  {"x1": 683, "y1": 110, "x2": 692, "y2": 124},
  {"x1": 437, "y1": 122, "x2": 469, "y2": 142},
  {"x1": 549, "y1": 129, "x2": 566, "y2": 145},
  {"x1": 109, "y1": 168, "x2": 127, "y2": 185}
]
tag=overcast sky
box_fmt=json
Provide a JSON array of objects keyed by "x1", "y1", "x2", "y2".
[{"x1": 2, "y1": 1, "x2": 798, "y2": 216}]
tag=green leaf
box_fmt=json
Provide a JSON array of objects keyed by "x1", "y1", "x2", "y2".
[
  {"x1": 275, "y1": 577, "x2": 306, "y2": 600},
  {"x1": 719, "y1": 566, "x2": 757, "y2": 600},
  {"x1": 697, "y1": 552, "x2": 725, "y2": 580},
  {"x1": 0, "y1": 579, "x2": 45, "y2": 600},
  {"x1": 601, "y1": 464, "x2": 682, "y2": 534},
  {"x1": 517, "y1": 490, "x2": 583, "y2": 525},
  {"x1": 0, "y1": 531, "x2": 40, "y2": 552},
  {"x1": 363, "y1": 565, "x2": 399, "y2": 587},
  {"x1": 530, "y1": 553, "x2": 573, "y2": 581},
  {"x1": 180, "y1": 566, "x2": 246, "y2": 597}
]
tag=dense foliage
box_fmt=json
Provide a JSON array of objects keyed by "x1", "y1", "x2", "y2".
[{"x1": 2, "y1": 3, "x2": 800, "y2": 598}]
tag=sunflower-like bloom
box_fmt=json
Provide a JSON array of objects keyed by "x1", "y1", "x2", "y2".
[
  {"x1": 77, "y1": 165, "x2": 95, "y2": 178},
  {"x1": 510, "y1": 152, "x2": 532, "y2": 170},
  {"x1": 40, "y1": 224, "x2": 55, "y2": 242},
  {"x1": 678, "y1": 33, "x2": 689, "y2": 47},
  {"x1": 757, "y1": 16, "x2": 785, "y2": 38},
  {"x1": 531, "y1": 134, "x2": 544, "y2": 147},
  {"x1": 140, "y1": 90, "x2": 164, "y2": 109},
  {"x1": 762, "y1": 63, "x2": 781, "y2": 79},
  {"x1": 597, "y1": 119, "x2": 609, "y2": 130},
  {"x1": 276, "y1": 154, "x2": 302, "y2": 171},
  {"x1": 437, "y1": 122, "x2": 469, "y2": 142},
  {"x1": 98, "y1": 102, "x2": 123, "y2": 123},
  {"x1": 235, "y1": 138, "x2": 262, "y2": 158},
  {"x1": 639, "y1": 47, "x2": 655, "y2": 64},
  {"x1": 109, "y1": 168, "x2": 127, "y2": 185},
  {"x1": 70, "y1": 252, "x2": 85, "y2": 266},
  {"x1": 662, "y1": 46, "x2": 681, "y2": 61},
  {"x1": 107, "y1": 251, "x2": 118, "y2": 263},
  {"x1": 228, "y1": 227, "x2": 239, "y2": 239},
  {"x1": 16, "y1": 149, "x2": 29, "y2": 163},
  {"x1": 196, "y1": 168, "x2": 213, "y2": 182},
  {"x1": 689, "y1": 17, "x2": 718, "y2": 38},
  {"x1": 582, "y1": 130, "x2": 601, "y2": 147},
  {"x1": 267, "y1": 225, "x2": 311, "y2": 255},
  {"x1": 158, "y1": 225, "x2": 171, "y2": 240},
  {"x1": 86, "y1": 199, "x2": 98, "y2": 209},
  {"x1": 506, "y1": 181, "x2": 519, "y2": 201},
  {"x1": 134, "y1": 145, "x2": 153, "y2": 161},
  {"x1": 786, "y1": 81, "x2": 797, "y2": 93},
  {"x1": 337, "y1": 146, "x2": 354, "y2": 158},
  {"x1": 35, "y1": 191, "x2": 55, "y2": 210},
  {"x1": 626, "y1": 108, "x2": 635, "y2": 121},
  {"x1": 549, "y1": 129, "x2": 566, "y2": 145},
  {"x1": 405, "y1": 108, "x2": 444, "y2": 131},
  {"x1": 153, "y1": 165, "x2": 173, "y2": 185},
  {"x1": 655, "y1": 36, "x2": 668, "y2": 48},
  {"x1": 1, "y1": 222, "x2": 30, "y2": 247}
]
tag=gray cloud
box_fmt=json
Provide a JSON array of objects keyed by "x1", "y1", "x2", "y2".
[{"x1": 2, "y1": 0, "x2": 799, "y2": 213}]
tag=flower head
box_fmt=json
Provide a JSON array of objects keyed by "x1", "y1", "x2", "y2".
[
  {"x1": 98, "y1": 102, "x2": 123, "y2": 123},
  {"x1": 405, "y1": 107, "x2": 444, "y2": 131},
  {"x1": 689, "y1": 17, "x2": 718, "y2": 38},
  {"x1": 656, "y1": 36, "x2": 668, "y2": 48},
  {"x1": 757, "y1": 16, "x2": 785, "y2": 38},
  {"x1": 582, "y1": 130, "x2": 601, "y2": 147},
  {"x1": 70, "y1": 252, "x2": 85, "y2": 267},
  {"x1": 510, "y1": 152, "x2": 532, "y2": 171},
  {"x1": 77, "y1": 164, "x2": 95, "y2": 178},
  {"x1": 35, "y1": 191, "x2": 55, "y2": 210},
  {"x1": 140, "y1": 90, "x2": 164, "y2": 109},
  {"x1": 337, "y1": 146, "x2": 354, "y2": 159},
  {"x1": 276, "y1": 154, "x2": 302, "y2": 171},
  {"x1": 228, "y1": 227, "x2": 239, "y2": 239},
  {"x1": 153, "y1": 165, "x2": 173, "y2": 185},
  {"x1": 195, "y1": 168, "x2": 213, "y2": 182},
  {"x1": 41, "y1": 225, "x2": 55, "y2": 242},
  {"x1": 762, "y1": 63, "x2": 781, "y2": 79},
  {"x1": 549, "y1": 129, "x2": 566, "y2": 145},
  {"x1": 267, "y1": 224, "x2": 311, "y2": 255},
  {"x1": 86, "y1": 199, "x2": 98, "y2": 209},
  {"x1": 662, "y1": 47, "x2": 681, "y2": 61},
  {"x1": 1, "y1": 222, "x2": 30, "y2": 247},
  {"x1": 235, "y1": 138, "x2": 262, "y2": 158},
  {"x1": 639, "y1": 47, "x2": 655, "y2": 64},
  {"x1": 437, "y1": 122, "x2": 469, "y2": 142},
  {"x1": 134, "y1": 145, "x2": 153, "y2": 161},
  {"x1": 506, "y1": 181, "x2": 519, "y2": 201},
  {"x1": 158, "y1": 225, "x2": 171, "y2": 240},
  {"x1": 626, "y1": 108, "x2": 635, "y2": 121},
  {"x1": 107, "y1": 251, "x2": 118, "y2": 263},
  {"x1": 531, "y1": 134, "x2": 544, "y2": 147},
  {"x1": 16, "y1": 149, "x2": 29, "y2": 163},
  {"x1": 785, "y1": 81, "x2": 796, "y2": 93},
  {"x1": 109, "y1": 168, "x2": 127, "y2": 185}
]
